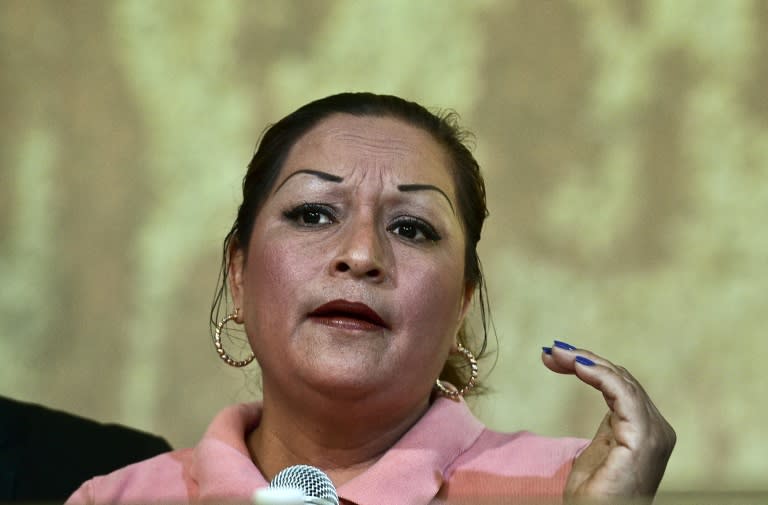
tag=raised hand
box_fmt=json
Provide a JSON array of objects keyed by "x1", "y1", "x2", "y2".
[{"x1": 542, "y1": 340, "x2": 676, "y2": 504}]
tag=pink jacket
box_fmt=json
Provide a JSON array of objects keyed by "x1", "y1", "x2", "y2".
[{"x1": 67, "y1": 398, "x2": 587, "y2": 505}]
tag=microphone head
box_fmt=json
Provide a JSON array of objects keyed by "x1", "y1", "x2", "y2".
[{"x1": 268, "y1": 464, "x2": 339, "y2": 505}]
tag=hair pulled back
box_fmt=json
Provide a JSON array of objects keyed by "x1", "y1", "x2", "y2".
[{"x1": 211, "y1": 92, "x2": 491, "y2": 394}]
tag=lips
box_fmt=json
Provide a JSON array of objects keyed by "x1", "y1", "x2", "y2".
[{"x1": 309, "y1": 300, "x2": 389, "y2": 331}]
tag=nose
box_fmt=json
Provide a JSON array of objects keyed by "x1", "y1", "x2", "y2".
[{"x1": 331, "y1": 215, "x2": 388, "y2": 282}]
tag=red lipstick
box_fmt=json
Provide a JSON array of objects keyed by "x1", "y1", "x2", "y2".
[{"x1": 309, "y1": 300, "x2": 389, "y2": 331}]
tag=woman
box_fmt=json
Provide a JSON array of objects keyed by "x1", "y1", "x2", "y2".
[{"x1": 67, "y1": 93, "x2": 675, "y2": 504}]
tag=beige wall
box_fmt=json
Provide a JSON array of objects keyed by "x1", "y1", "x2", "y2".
[{"x1": 1, "y1": 0, "x2": 766, "y2": 492}]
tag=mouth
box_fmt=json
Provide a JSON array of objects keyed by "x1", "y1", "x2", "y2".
[{"x1": 308, "y1": 299, "x2": 390, "y2": 331}]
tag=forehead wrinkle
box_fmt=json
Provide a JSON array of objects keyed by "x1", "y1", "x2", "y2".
[
  {"x1": 324, "y1": 147, "x2": 458, "y2": 216},
  {"x1": 288, "y1": 115, "x2": 457, "y2": 204},
  {"x1": 322, "y1": 126, "x2": 421, "y2": 157},
  {"x1": 335, "y1": 159, "x2": 389, "y2": 197}
]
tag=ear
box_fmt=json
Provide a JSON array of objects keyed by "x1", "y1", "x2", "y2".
[
  {"x1": 228, "y1": 244, "x2": 246, "y2": 322},
  {"x1": 458, "y1": 282, "x2": 475, "y2": 323},
  {"x1": 451, "y1": 282, "x2": 476, "y2": 352}
]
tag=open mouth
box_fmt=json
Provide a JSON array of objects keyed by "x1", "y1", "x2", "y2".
[{"x1": 308, "y1": 300, "x2": 389, "y2": 331}]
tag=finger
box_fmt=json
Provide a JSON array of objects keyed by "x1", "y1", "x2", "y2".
[
  {"x1": 541, "y1": 340, "x2": 614, "y2": 375},
  {"x1": 544, "y1": 342, "x2": 649, "y2": 420},
  {"x1": 541, "y1": 345, "x2": 574, "y2": 374},
  {"x1": 570, "y1": 360, "x2": 650, "y2": 442},
  {"x1": 567, "y1": 351, "x2": 676, "y2": 461},
  {"x1": 548, "y1": 341, "x2": 625, "y2": 376},
  {"x1": 558, "y1": 348, "x2": 659, "y2": 419},
  {"x1": 543, "y1": 343, "x2": 656, "y2": 422}
]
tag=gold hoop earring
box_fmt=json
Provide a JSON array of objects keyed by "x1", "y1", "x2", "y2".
[
  {"x1": 434, "y1": 343, "x2": 479, "y2": 400},
  {"x1": 213, "y1": 308, "x2": 255, "y2": 367}
]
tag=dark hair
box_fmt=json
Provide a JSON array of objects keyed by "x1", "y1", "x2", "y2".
[{"x1": 211, "y1": 92, "x2": 491, "y2": 394}]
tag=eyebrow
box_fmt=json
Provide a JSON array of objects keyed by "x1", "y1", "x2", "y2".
[
  {"x1": 397, "y1": 184, "x2": 455, "y2": 214},
  {"x1": 273, "y1": 169, "x2": 343, "y2": 194},
  {"x1": 274, "y1": 169, "x2": 456, "y2": 214}
]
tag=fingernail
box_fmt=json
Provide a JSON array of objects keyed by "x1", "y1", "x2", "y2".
[
  {"x1": 575, "y1": 355, "x2": 596, "y2": 366},
  {"x1": 553, "y1": 340, "x2": 577, "y2": 351},
  {"x1": 542, "y1": 346, "x2": 552, "y2": 355}
]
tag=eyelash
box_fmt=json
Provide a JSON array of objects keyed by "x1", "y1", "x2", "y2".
[
  {"x1": 282, "y1": 203, "x2": 337, "y2": 226},
  {"x1": 387, "y1": 217, "x2": 441, "y2": 242},
  {"x1": 282, "y1": 203, "x2": 442, "y2": 243}
]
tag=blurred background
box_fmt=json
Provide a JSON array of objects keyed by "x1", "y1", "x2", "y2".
[{"x1": 1, "y1": 0, "x2": 766, "y2": 493}]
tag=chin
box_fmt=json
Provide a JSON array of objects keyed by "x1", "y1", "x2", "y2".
[
  {"x1": 307, "y1": 364, "x2": 384, "y2": 393},
  {"x1": 298, "y1": 361, "x2": 400, "y2": 401}
]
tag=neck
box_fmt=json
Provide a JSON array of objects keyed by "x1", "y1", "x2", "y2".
[{"x1": 247, "y1": 387, "x2": 431, "y2": 487}]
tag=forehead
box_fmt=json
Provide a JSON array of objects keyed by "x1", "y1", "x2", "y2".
[{"x1": 283, "y1": 114, "x2": 454, "y2": 187}]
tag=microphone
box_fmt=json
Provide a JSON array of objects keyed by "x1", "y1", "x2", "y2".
[{"x1": 253, "y1": 464, "x2": 339, "y2": 505}]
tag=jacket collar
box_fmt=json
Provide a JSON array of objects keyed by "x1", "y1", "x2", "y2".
[
  {"x1": 189, "y1": 397, "x2": 484, "y2": 504},
  {"x1": 339, "y1": 397, "x2": 484, "y2": 505}
]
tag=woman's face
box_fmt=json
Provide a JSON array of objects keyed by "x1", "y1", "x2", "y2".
[{"x1": 230, "y1": 114, "x2": 473, "y2": 409}]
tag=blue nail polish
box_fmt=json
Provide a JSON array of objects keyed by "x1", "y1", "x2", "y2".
[
  {"x1": 575, "y1": 355, "x2": 596, "y2": 366},
  {"x1": 553, "y1": 340, "x2": 577, "y2": 351},
  {"x1": 542, "y1": 346, "x2": 552, "y2": 355}
]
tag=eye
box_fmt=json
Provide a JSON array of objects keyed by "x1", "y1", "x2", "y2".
[
  {"x1": 283, "y1": 203, "x2": 336, "y2": 227},
  {"x1": 388, "y1": 217, "x2": 441, "y2": 243}
]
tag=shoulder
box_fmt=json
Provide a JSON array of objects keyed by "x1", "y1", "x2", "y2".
[
  {"x1": 0, "y1": 396, "x2": 172, "y2": 502},
  {"x1": 442, "y1": 427, "x2": 589, "y2": 499},
  {"x1": 65, "y1": 401, "x2": 267, "y2": 505},
  {"x1": 0, "y1": 396, "x2": 170, "y2": 451},
  {"x1": 0, "y1": 396, "x2": 171, "y2": 463},
  {"x1": 65, "y1": 449, "x2": 196, "y2": 505}
]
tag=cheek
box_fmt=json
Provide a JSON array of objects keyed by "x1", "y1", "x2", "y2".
[
  {"x1": 396, "y1": 255, "x2": 466, "y2": 344},
  {"x1": 243, "y1": 236, "x2": 313, "y2": 318}
]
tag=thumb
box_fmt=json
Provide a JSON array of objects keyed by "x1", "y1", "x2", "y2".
[{"x1": 566, "y1": 412, "x2": 613, "y2": 495}]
